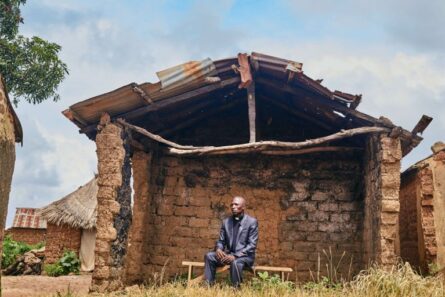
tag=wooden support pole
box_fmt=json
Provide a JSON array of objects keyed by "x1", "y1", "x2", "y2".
[
  {"x1": 247, "y1": 82, "x2": 256, "y2": 143},
  {"x1": 168, "y1": 126, "x2": 390, "y2": 156}
]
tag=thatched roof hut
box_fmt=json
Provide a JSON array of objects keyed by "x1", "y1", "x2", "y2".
[
  {"x1": 40, "y1": 177, "x2": 98, "y2": 230},
  {"x1": 39, "y1": 177, "x2": 98, "y2": 271}
]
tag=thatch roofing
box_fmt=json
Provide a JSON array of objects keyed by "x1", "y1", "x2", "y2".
[{"x1": 39, "y1": 178, "x2": 98, "y2": 230}]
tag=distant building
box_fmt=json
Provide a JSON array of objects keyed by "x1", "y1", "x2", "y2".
[
  {"x1": 5, "y1": 208, "x2": 47, "y2": 245},
  {"x1": 39, "y1": 177, "x2": 97, "y2": 272}
]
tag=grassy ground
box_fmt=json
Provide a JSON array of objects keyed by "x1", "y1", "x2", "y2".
[{"x1": 80, "y1": 263, "x2": 444, "y2": 297}]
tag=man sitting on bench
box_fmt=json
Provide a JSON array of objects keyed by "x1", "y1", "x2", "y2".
[{"x1": 204, "y1": 196, "x2": 259, "y2": 287}]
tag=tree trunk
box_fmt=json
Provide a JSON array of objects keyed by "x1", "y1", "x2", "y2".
[{"x1": 0, "y1": 78, "x2": 17, "y2": 297}]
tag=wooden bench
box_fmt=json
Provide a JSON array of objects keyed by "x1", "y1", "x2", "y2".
[{"x1": 182, "y1": 261, "x2": 293, "y2": 285}]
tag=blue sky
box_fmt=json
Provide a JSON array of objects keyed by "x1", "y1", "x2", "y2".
[{"x1": 6, "y1": 0, "x2": 445, "y2": 226}]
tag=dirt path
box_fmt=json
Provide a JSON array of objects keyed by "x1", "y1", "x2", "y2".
[{"x1": 1, "y1": 274, "x2": 92, "y2": 297}]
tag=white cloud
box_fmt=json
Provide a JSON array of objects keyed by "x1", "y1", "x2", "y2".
[{"x1": 6, "y1": 0, "x2": 444, "y2": 226}]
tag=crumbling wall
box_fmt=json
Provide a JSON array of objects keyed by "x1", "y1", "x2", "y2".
[
  {"x1": 400, "y1": 149, "x2": 445, "y2": 273},
  {"x1": 417, "y1": 166, "x2": 437, "y2": 272},
  {"x1": 432, "y1": 150, "x2": 445, "y2": 270},
  {"x1": 399, "y1": 172, "x2": 420, "y2": 269},
  {"x1": 136, "y1": 151, "x2": 365, "y2": 282},
  {"x1": 45, "y1": 224, "x2": 81, "y2": 264},
  {"x1": 125, "y1": 150, "x2": 153, "y2": 283},
  {"x1": 363, "y1": 135, "x2": 401, "y2": 268},
  {"x1": 4, "y1": 228, "x2": 46, "y2": 245},
  {"x1": 92, "y1": 121, "x2": 132, "y2": 292}
]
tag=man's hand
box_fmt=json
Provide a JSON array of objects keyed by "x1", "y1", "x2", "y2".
[
  {"x1": 222, "y1": 254, "x2": 235, "y2": 264},
  {"x1": 216, "y1": 249, "x2": 226, "y2": 261}
]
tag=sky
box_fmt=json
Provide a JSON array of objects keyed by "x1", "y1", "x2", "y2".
[{"x1": 6, "y1": 0, "x2": 445, "y2": 226}]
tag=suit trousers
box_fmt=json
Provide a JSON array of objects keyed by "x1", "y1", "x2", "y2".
[{"x1": 204, "y1": 251, "x2": 254, "y2": 287}]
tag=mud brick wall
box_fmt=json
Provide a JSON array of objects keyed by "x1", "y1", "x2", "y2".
[
  {"x1": 44, "y1": 224, "x2": 81, "y2": 264},
  {"x1": 399, "y1": 172, "x2": 420, "y2": 269},
  {"x1": 363, "y1": 135, "x2": 401, "y2": 268},
  {"x1": 399, "y1": 149, "x2": 445, "y2": 273},
  {"x1": 135, "y1": 151, "x2": 365, "y2": 282},
  {"x1": 432, "y1": 151, "x2": 445, "y2": 270},
  {"x1": 417, "y1": 166, "x2": 437, "y2": 272},
  {"x1": 126, "y1": 151, "x2": 153, "y2": 284},
  {"x1": 92, "y1": 121, "x2": 132, "y2": 292},
  {"x1": 4, "y1": 228, "x2": 46, "y2": 245}
]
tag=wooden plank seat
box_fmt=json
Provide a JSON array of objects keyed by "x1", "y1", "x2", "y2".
[{"x1": 182, "y1": 261, "x2": 293, "y2": 285}]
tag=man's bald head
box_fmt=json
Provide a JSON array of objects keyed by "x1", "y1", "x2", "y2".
[{"x1": 231, "y1": 196, "x2": 246, "y2": 217}]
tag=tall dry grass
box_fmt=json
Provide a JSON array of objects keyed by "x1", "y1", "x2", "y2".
[{"x1": 80, "y1": 263, "x2": 444, "y2": 297}]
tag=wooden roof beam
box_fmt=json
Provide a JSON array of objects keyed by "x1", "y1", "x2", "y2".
[
  {"x1": 80, "y1": 76, "x2": 240, "y2": 135},
  {"x1": 411, "y1": 115, "x2": 433, "y2": 136},
  {"x1": 258, "y1": 95, "x2": 334, "y2": 132}
]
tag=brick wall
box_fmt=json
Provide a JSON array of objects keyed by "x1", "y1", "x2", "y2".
[
  {"x1": 4, "y1": 227, "x2": 46, "y2": 245},
  {"x1": 45, "y1": 223, "x2": 81, "y2": 264},
  {"x1": 399, "y1": 172, "x2": 420, "y2": 269},
  {"x1": 362, "y1": 135, "x2": 401, "y2": 268},
  {"x1": 132, "y1": 150, "x2": 366, "y2": 282},
  {"x1": 418, "y1": 166, "x2": 437, "y2": 272}
]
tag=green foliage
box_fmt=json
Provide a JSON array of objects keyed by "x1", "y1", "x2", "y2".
[
  {"x1": 427, "y1": 262, "x2": 441, "y2": 275},
  {"x1": 0, "y1": 0, "x2": 26, "y2": 40},
  {"x1": 1, "y1": 235, "x2": 44, "y2": 269},
  {"x1": 0, "y1": 0, "x2": 68, "y2": 105},
  {"x1": 44, "y1": 250, "x2": 80, "y2": 277},
  {"x1": 250, "y1": 271, "x2": 294, "y2": 291},
  {"x1": 44, "y1": 262, "x2": 65, "y2": 277}
]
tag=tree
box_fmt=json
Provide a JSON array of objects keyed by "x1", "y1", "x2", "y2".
[
  {"x1": 0, "y1": 1, "x2": 68, "y2": 294},
  {"x1": 0, "y1": 0, "x2": 68, "y2": 105}
]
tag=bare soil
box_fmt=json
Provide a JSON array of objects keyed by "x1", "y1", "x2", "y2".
[{"x1": 1, "y1": 274, "x2": 91, "y2": 297}]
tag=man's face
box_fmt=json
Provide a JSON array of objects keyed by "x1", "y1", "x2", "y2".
[{"x1": 231, "y1": 197, "x2": 245, "y2": 216}]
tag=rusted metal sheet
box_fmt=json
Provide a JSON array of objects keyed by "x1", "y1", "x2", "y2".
[
  {"x1": 12, "y1": 208, "x2": 47, "y2": 229},
  {"x1": 156, "y1": 58, "x2": 217, "y2": 91}
]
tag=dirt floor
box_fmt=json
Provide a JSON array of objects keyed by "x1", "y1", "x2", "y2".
[{"x1": 1, "y1": 274, "x2": 92, "y2": 297}]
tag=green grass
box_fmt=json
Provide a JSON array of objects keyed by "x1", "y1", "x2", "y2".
[{"x1": 55, "y1": 263, "x2": 444, "y2": 297}]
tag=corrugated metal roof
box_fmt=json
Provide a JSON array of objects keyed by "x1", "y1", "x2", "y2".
[
  {"x1": 12, "y1": 208, "x2": 47, "y2": 229},
  {"x1": 157, "y1": 58, "x2": 217, "y2": 91}
]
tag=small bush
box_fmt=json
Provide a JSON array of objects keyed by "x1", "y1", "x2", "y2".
[
  {"x1": 1, "y1": 235, "x2": 45, "y2": 269},
  {"x1": 44, "y1": 263, "x2": 65, "y2": 277},
  {"x1": 44, "y1": 250, "x2": 80, "y2": 277},
  {"x1": 251, "y1": 271, "x2": 294, "y2": 292}
]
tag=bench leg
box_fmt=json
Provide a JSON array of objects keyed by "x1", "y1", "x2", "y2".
[{"x1": 187, "y1": 265, "x2": 192, "y2": 284}]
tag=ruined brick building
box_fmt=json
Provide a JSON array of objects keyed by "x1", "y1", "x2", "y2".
[
  {"x1": 400, "y1": 142, "x2": 445, "y2": 274},
  {"x1": 62, "y1": 52, "x2": 430, "y2": 292},
  {"x1": 39, "y1": 177, "x2": 97, "y2": 271}
]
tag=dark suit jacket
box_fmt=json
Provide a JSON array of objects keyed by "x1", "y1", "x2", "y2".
[{"x1": 215, "y1": 214, "x2": 259, "y2": 258}]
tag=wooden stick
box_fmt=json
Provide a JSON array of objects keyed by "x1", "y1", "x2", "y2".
[
  {"x1": 168, "y1": 126, "x2": 390, "y2": 156},
  {"x1": 411, "y1": 115, "x2": 433, "y2": 135},
  {"x1": 116, "y1": 118, "x2": 202, "y2": 150},
  {"x1": 247, "y1": 82, "x2": 256, "y2": 142},
  {"x1": 260, "y1": 146, "x2": 362, "y2": 155}
]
